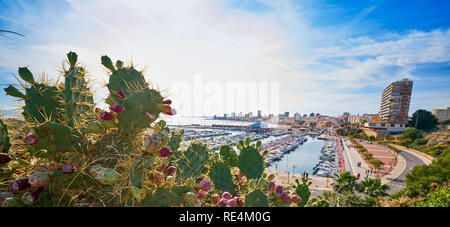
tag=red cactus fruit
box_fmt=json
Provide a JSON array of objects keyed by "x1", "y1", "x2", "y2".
[
  {"x1": 228, "y1": 199, "x2": 237, "y2": 207},
  {"x1": 218, "y1": 199, "x2": 227, "y2": 207},
  {"x1": 222, "y1": 192, "x2": 232, "y2": 200},
  {"x1": 24, "y1": 131, "x2": 38, "y2": 145},
  {"x1": 22, "y1": 187, "x2": 43, "y2": 204},
  {"x1": 159, "y1": 147, "x2": 172, "y2": 157},
  {"x1": 100, "y1": 111, "x2": 115, "y2": 120},
  {"x1": 275, "y1": 185, "x2": 283, "y2": 194},
  {"x1": 291, "y1": 195, "x2": 302, "y2": 203},
  {"x1": 61, "y1": 163, "x2": 75, "y2": 174},
  {"x1": 236, "y1": 197, "x2": 244, "y2": 207},
  {"x1": 198, "y1": 180, "x2": 211, "y2": 191},
  {"x1": 197, "y1": 190, "x2": 206, "y2": 199},
  {"x1": 163, "y1": 99, "x2": 172, "y2": 104},
  {"x1": 10, "y1": 178, "x2": 31, "y2": 192},
  {"x1": 166, "y1": 166, "x2": 176, "y2": 176},
  {"x1": 0, "y1": 153, "x2": 11, "y2": 164},
  {"x1": 212, "y1": 194, "x2": 220, "y2": 204},
  {"x1": 109, "y1": 102, "x2": 124, "y2": 113}
]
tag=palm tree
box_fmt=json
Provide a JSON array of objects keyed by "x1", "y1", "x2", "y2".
[
  {"x1": 332, "y1": 171, "x2": 359, "y2": 193},
  {"x1": 368, "y1": 159, "x2": 385, "y2": 178},
  {"x1": 358, "y1": 178, "x2": 390, "y2": 197}
]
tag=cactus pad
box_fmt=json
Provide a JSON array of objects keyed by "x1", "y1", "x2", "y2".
[
  {"x1": 0, "y1": 119, "x2": 11, "y2": 153},
  {"x1": 244, "y1": 189, "x2": 268, "y2": 207},
  {"x1": 175, "y1": 143, "x2": 209, "y2": 179},
  {"x1": 209, "y1": 161, "x2": 235, "y2": 193},
  {"x1": 31, "y1": 122, "x2": 82, "y2": 154},
  {"x1": 238, "y1": 145, "x2": 264, "y2": 179}
]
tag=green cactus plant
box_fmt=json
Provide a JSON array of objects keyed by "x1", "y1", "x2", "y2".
[
  {"x1": 29, "y1": 121, "x2": 83, "y2": 154},
  {"x1": 238, "y1": 143, "x2": 265, "y2": 180},
  {"x1": 219, "y1": 145, "x2": 238, "y2": 167},
  {"x1": 141, "y1": 188, "x2": 183, "y2": 207},
  {"x1": 0, "y1": 119, "x2": 11, "y2": 153},
  {"x1": 62, "y1": 52, "x2": 94, "y2": 127},
  {"x1": 102, "y1": 55, "x2": 147, "y2": 102},
  {"x1": 4, "y1": 67, "x2": 64, "y2": 123},
  {"x1": 294, "y1": 177, "x2": 312, "y2": 207},
  {"x1": 245, "y1": 189, "x2": 268, "y2": 207},
  {"x1": 175, "y1": 143, "x2": 209, "y2": 179},
  {"x1": 209, "y1": 161, "x2": 235, "y2": 193}
]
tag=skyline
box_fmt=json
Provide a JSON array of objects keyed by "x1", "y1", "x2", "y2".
[{"x1": 0, "y1": 0, "x2": 449, "y2": 116}]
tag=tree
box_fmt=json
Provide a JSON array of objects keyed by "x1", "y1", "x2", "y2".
[
  {"x1": 332, "y1": 172, "x2": 359, "y2": 193},
  {"x1": 405, "y1": 152, "x2": 450, "y2": 197},
  {"x1": 368, "y1": 159, "x2": 385, "y2": 178},
  {"x1": 409, "y1": 109, "x2": 438, "y2": 131},
  {"x1": 401, "y1": 127, "x2": 424, "y2": 142},
  {"x1": 358, "y1": 178, "x2": 390, "y2": 198}
]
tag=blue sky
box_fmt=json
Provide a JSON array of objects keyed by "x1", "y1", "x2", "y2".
[{"x1": 0, "y1": 0, "x2": 449, "y2": 117}]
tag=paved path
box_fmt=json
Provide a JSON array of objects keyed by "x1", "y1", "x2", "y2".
[{"x1": 383, "y1": 146, "x2": 427, "y2": 194}]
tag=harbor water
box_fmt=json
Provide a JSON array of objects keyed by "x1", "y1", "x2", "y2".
[{"x1": 267, "y1": 136, "x2": 326, "y2": 175}]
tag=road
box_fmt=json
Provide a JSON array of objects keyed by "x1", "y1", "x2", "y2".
[{"x1": 384, "y1": 146, "x2": 427, "y2": 194}]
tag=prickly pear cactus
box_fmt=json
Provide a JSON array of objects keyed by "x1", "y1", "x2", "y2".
[
  {"x1": 101, "y1": 55, "x2": 147, "y2": 102},
  {"x1": 4, "y1": 67, "x2": 63, "y2": 123},
  {"x1": 294, "y1": 177, "x2": 312, "y2": 207},
  {"x1": 238, "y1": 141, "x2": 265, "y2": 179},
  {"x1": 116, "y1": 88, "x2": 163, "y2": 134},
  {"x1": 219, "y1": 145, "x2": 238, "y2": 167},
  {"x1": 28, "y1": 121, "x2": 83, "y2": 154},
  {"x1": 63, "y1": 51, "x2": 94, "y2": 126},
  {"x1": 175, "y1": 143, "x2": 209, "y2": 179},
  {"x1": 209, "y1": 161, "x2": 234, "y2": 193},
  {"x1": 0, "y1": 119, "x2": 11, "y2": 153},
  {"x1": 245, "y1": 189, "x2": 268, "y2": 207},
  {"x1": 141, "y1": 188, "x2": 183, "y2": 207}
]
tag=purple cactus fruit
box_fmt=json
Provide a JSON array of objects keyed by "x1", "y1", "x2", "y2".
[
  {"x1": 279, "y1": 192, "x2": 291, "y2": 203},
  {"x1": 212, "y1": 194, "x2": 220, "y2": 204},
  {"x1": 292, "y1": 195, "x2": 302, "y2": 203},
  {"x1": 22, "y1": 187, "x2": 43, "y2": 204},
  {"x1": 116, "y1": 90, "x2": 126, "y2": 100},
  {"x1": 0, "y1": 153, "x2": 11, "y2": 164},
  {"x1": 163, "y1": 99, "x2": 172, "y2": 105},
  {"x1": 18, "y1": 135, "x2": 23, "y2": 140},
  {"x1": 100, "y1": 111, "x2": 115, "y2": 120},
  {"x1": 198, "y1": 180, "x2": 211, "y2": 191},
  {"x1": 166, "y1": 166, "x2": 176, "y2": 176},
  {"x1": 24, "y1": 131, "x2": 38, "y2": 145},
  {"x1": 275, "y1": 185, "x2": 283, "y2": 194},
  {"x1": 28, "y1": 172, "x2": 50, "y2": 188},
  {"x1": 228, "y1": 199, "x2": 237, "y2": 207},
  {"x1": 222, "y1": 192, "x2": 232, "y2": 200},
  {"x1": 159, "y1": 147, "x2": 173, "y2": 157},
  {"x1": 61, "y1": 163, "x2": 75, "y2": 174},
  {"x1": 109, "y1": 102, "x2": 124, "y2": 113},
  {"x1": 268, "y1": 181, "x2": 275, "y2": 191},
  {"x1": 144, "y1": 135, "x2": 161, "y2": 155},
  {"x1": 197, "y1": 190, "x2": 206, "y2": 199},
  {"x1": 9, "y1": 178, "x2": 31, "y2": 193},
  {"x1": 237, "y1": 197, "x2": 244, "y2": 207},
  {"x1": 218, "y1": 199, "x2": 228, "y2": 207}
]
